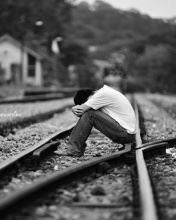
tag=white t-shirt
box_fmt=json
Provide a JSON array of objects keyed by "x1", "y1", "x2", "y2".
[{"x1": 85, "y1": 85, "x2": 136, "y2": 134}]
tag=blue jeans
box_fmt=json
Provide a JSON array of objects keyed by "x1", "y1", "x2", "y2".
[{"x1": 69, "y1": 110, "x2": 135, "y2": 155}]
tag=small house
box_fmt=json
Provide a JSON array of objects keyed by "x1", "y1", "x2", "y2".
[{"x1": 0, "y1": 34, "x2": 43, "y2": 86}]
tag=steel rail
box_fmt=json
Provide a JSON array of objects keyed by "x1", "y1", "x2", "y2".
[
  {"x1": 31, "y1": 123, "x2": 74, "y2": 160},
  {"x1": 0, "y1": 144, "x2": 131, "y2": 216},
  {"x1": 134, "y1": 101, "x2": 158, "y2": 220},
  {"x1": 0, "y1": 122, "x2": 76, "y2": 173}
]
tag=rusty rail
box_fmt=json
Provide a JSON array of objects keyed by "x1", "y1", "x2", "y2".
[{"x1": 134, "y1": 101, "x2": 158, "y2": 220}]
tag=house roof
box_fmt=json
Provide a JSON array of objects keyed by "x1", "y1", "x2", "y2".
[{"x1": 0, "y1": 34, "x2": 43, "y2": 60}]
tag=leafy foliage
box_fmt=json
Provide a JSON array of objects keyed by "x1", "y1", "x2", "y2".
[
  {"x1": 61, "y1": 41, "x2": 88, "y2": 67},
  {"x1": 75, "y1": 60, "x2": 98, "y2": 88}
]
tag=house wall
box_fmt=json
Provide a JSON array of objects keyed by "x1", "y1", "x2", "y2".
[
  {"x1": 22, "y1": 52, "x2": 28, "y2": 84},
  {"x1": 35, "y1": 60, "x2": 42, "y2": 85},
  {"x1": 0, "y1": 41, "x2": 21, "y2": 80}
]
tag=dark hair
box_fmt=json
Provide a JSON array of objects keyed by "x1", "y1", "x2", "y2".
[{"x1": 74, "y1": 89, "x2": 94, "y2": 105}]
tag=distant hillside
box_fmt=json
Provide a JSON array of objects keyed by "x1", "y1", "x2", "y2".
[
  {"x1": 67, "y1": 0, "x2": 175, "y2": 58},
  {"x1": 64, "y1": 0, "x2": 176, "y2": 93}
]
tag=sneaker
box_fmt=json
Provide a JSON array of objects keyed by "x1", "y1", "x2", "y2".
[
  {"x1": 54, "y1": 149, "x2": 83, "y2": 157},
  {"x1": 66, "y1": 152, "x2": 84, "y2": 157},
  {"x1": 55, "y1": 142, "x2": 85, "y2": 157},
  {"x1": 66, "y1": 149, "x2": 84, "y2": 157}
]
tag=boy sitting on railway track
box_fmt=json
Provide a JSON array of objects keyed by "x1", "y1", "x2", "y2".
[{"x1": 66, "y1": 85, "x2": 136, "y2": 157}]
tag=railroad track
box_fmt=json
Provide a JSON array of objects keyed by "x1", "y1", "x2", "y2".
[
  {"x1": 0, "y1": 95, "x2": 175, "y2": 219},
  {"x1": 0, "y1": 98, "x2": 73, "y2": 136},
  {"x1": 0, "y1": 88, "x2": 79, "y2": 104},
  {"x1": 0, "y1": 123, "x2": 134, "y2": 219},
  {"x1": 0, "y1": 94, "x2": 65, "y2": 104},
  {"x1": 135, "y1": 94, "x2": 176, "y2": 220}
]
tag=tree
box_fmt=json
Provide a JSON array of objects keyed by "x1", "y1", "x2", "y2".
[
  {"x1": 0, "y1": 0, "x2": 72, "y2": 43},
  {"x1": 69, "y1": 0, "x2": 175, "y2": 58},
  {"x1": 133, "y1": 45, "x2": 176, "y2": 93}
]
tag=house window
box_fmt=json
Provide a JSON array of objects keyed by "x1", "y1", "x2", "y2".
[{"x1": 28, "y1": 54, "x2": 35, "y2": 77}]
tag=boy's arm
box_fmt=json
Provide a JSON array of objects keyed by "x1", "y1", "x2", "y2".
[{"x1": 72, "y1": 104, "x2": 91, "y2": 117}]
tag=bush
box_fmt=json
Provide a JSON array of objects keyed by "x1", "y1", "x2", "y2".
[{"x1": 125, "y1": 77, "x2": 146, "y2": 93}]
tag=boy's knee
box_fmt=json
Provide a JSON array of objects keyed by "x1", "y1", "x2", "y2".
[{"x1": 82, "y1": 109, "x2": 95, "y2": 118}]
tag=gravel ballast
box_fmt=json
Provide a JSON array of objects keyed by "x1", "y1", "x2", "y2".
[
  {"x1": 0, "y1": 109, "x2": 77, "y2": 163},
  {"x1": 4, "y1": 128, "x2": 133, "y2": 220},
  {"x1": 0, "y1": 98, "x2": 73, "y2": 135}
]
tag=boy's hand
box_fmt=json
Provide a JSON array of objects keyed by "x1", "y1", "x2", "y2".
[{"x1": 72, "y1": 105, "x2": 84, "y2": 117}]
